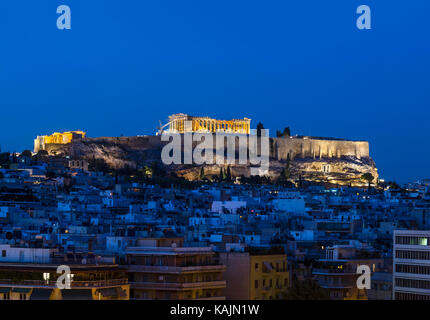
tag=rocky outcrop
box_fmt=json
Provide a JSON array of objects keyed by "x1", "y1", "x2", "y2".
[
  {"x1": 46, "y1": 136, "x2": 164, "y2": 169},
  {"x1": 173, "y1": 156, "x2": 378, "y2": 186},
  {"x1": 43, "y1": 135, "x2": 378, "y2": 186}
]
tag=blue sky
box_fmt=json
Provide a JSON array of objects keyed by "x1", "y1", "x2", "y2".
[{"x1": 0, "y1": 0, "x2": 429, "y2": 183}]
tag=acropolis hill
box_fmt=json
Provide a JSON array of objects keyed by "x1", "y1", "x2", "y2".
[{"x1": 34, "y1": 114, "x2": 378, "y2": 186}]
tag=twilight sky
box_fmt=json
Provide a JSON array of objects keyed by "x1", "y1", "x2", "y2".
[{"x1": 0, "y1": 0, "x2": 429, "y2": 183}]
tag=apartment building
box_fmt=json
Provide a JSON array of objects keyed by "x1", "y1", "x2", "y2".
[
  {"x1": 219, "y1": 247, "x2": 289, "y2": 300},
  {"x1": 125, "y1": 238, "x2": 226, "y2": 300},
  {"x1": 393, "y1": 230, "x2": 430, "y2": 300},
  {"x1": 0, "y1": 246, "x2": 129, "y2": 300},
  {"x1": 313, "y1": 244, "x2": 384, "y2": 300}
]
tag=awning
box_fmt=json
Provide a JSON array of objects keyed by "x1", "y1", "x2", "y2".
[
  {"x1": 30, "y1": 289, "x2": 53, "y2": 300},
  {"x1": 12, "y1": 288, "x2": 31, "y2": 293},
  {"x1": 61, "y1": 289, "x2": 93, "y2": 300},
  {"x1": 97, "y1": 287, "x2": 127, "y2": 298},
  {"x1": 0, "y1": 287, "x2": 11, "y2": 293}
]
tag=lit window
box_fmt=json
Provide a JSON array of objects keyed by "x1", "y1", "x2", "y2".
[
  {"x1": 43, "y1": 273, "x2": 50, "y2": 282},
  {"x1": 419, "y1": 238, "x2": 428, "y2": 246}
]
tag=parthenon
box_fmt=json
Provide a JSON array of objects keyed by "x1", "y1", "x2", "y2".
[{"x1": 166, "y1": 114, "x2": 251, "y2": 134}]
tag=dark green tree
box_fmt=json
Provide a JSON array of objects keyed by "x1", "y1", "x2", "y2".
[
  {"x1": 199, "y1": 166, "x2": 205, "y2": 180},
  {"x1": 283, "y1": 127, "x2": 291, "y2": 137},
  {"x1": 256, "y1": 122, "x2": 264, "y2": 137},
  {"x1": 151, "y1": 161, "x2": 166, "y2": 177},
  {"x1": 226, "y1": 166, "x2": 231, "y2": 181},
  {"x1": 0, "y1": 152, "x2": 10, "y2": 166},
  {"x1": 46, "y1": 170, "x2": 57, "y2": 179},
  {"x1": 282, "y1": 157, "x2": 291, "y2": 180},
  {"x1": 282, "y1": 279, "x2": 330, "y2": 300},
  {"x1": 36, "y1": 150, "x2": 48, "y2": 157},
  {"x1": 361, "y1": 172, "x2": 374, "y2": 190},
  {"x1": 21, "y1": 150, "x2": 32, "y2": 158}
]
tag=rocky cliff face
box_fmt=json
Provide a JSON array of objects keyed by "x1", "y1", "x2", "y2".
[
  {"x1": 46, "y1": 136, "x2": 164, "y2": 169},
  {"x1": 43, "y1": 135, "x2": 378, "y2": 186},
  {"x1": 174, "y1": 156, "x2": 378, "y2": 186}
]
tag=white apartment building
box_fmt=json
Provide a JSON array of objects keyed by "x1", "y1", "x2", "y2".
[{"x1": 393, "y1": 230, "x2": 430, "y2": 300}]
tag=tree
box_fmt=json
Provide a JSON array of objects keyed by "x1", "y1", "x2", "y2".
[
  {"x1": 219, "y1": 167, "x2": 224, "y2": 181},
  {"x1": 276, "y1": 127, "x2": 291, "y2": 138},
  {"x1": 0, "y1": 152, "x2": 10, "y2": 165},
  {"x1": 21, "y1": 150, "x2": 32, "y2": 158},
  {"x1": 199, "y1": 166, "x2": 205, "y2": 180},
  {"x1": 283, "y1": 127, "x2": 291, "y2": 137},
  {"x1": 388, "y1": 181, "x2": 400, "y2": 189},
  {"x1": 34, "y1": 150, "x2": 49, "y2": 163},
  {"x1": 361, "y1": 173, "x2": 374, "y2": 189},
  {"x1": 283, "y1": 157, "x2": 291, "y2": 180},
  {"x1": 226, "y1": 166, "x2": 231, "y2": 181},
  {"x1": 150, "y1": 161, "x2": 166, "y2": 177},
  {"x1": 91, "y1": 158, "x2": 109, "y2": 173},
  {"x1": 36, "y1": 150, "x2": 48, "y2": 157},
  {"x1": 256, "y1": 122, "x2": 264, "y2": 137},
  {"x1": 143, "y1": 165, "x2": 153, "y2": 177},
  {"x1": 282, "y1": 279, "x2": 330, "y2": 300},
  {"x1": 46, "y1": 171, "x2": 57, "y2": 179}
]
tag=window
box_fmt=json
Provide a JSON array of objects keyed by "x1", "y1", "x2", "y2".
[
  {"x1": 395, "y1": 236, "x2": 430, "y2": 246},
  {"x1": 396, "y1": 277, "x2": 430, "y2": 290},
  {"x1": 43, "y1": 273, "x2": 50, "y2": 282},
  {"x1": 396, "y1": 249, "x2": 430, "y2": 260},
  {"x1": 255, "y1": 280, "x2": 259, "y2": 289},
  {"x1": 255, "y1": 263, "x2": 259, "y2": 271},
  {"x1": 396, "y1": 263, "x2": 430, "y2": 275},
  {"x1": 1, "y1": 250, "x2": 5, "y2": 257}
]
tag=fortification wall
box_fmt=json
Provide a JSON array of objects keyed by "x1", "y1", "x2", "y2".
[
  {"x1": 41, "y1": 134, "x2": 371, "y2": 165},
  {"x1": 273, "y1": 137, "x2": 369, "y2": 160}
]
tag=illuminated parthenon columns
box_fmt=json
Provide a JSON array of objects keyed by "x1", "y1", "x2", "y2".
[{"x1": 167, "y1": 114, "x2": 251, "y2": 134}]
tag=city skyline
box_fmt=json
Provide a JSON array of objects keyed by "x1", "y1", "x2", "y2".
[
  {"x1": 1, "y1": 0, "x2": 429, "y2": 184},
  {"x1": 1, "y1": 0, "x2": 430, "y2": 306}
]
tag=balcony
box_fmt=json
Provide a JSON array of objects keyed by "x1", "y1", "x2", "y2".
[
  {"x1": 196, "y1": 296, "x2": 226, "y2": 300},
  {"x1": 130, "y1": 280, "x2": 226, "y2": 290},
  {"x1": 312, "y1": 268, "x2": 356, "y2": 275},
  {"x1": 125, "y1": 264, "x2": 226, "y2": 274},
  {"x1": 0, "y1": 278, "x2": 128, "y2": 289},
  {"x1": 317, "y1": 279, "x2": 355, "y2": 289}
]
